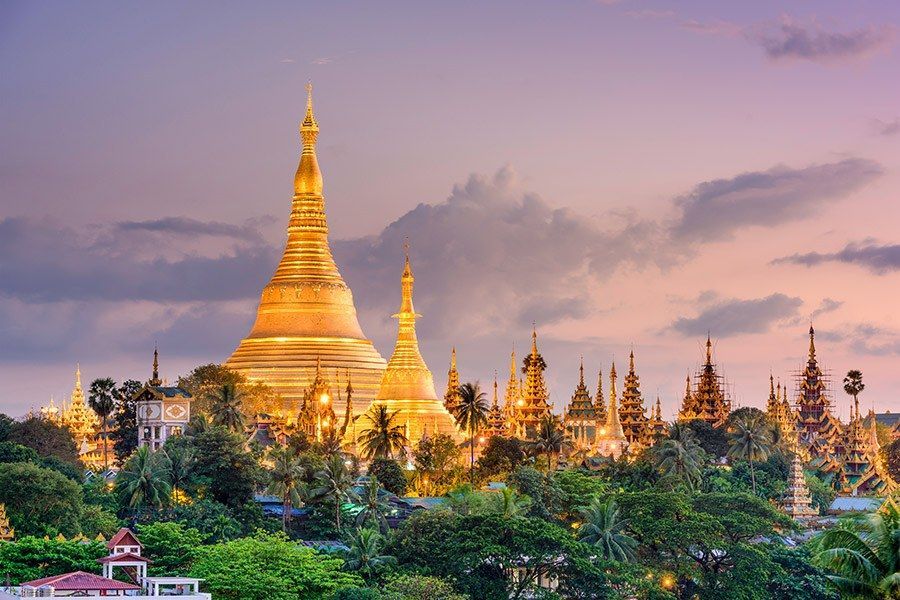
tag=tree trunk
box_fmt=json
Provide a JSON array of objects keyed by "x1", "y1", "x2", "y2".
[
  {"x1": 470, "y1": 427, "x2": 475, "y2": 485},
  {"x1": 749, "y1": 459, "x2": 756, "y2": 495},
  {"x1": 335, "y1": 496, "x2": 341, "y2": 532},
  {"x1": 102, "y1": 420, "x2": 109, "y2": 472},
  {"x1": 283, "y1": 495, "x2": 290, "y2": 532}
]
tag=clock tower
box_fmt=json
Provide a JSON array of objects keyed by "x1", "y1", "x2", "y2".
[{"x1": 134, "y1": 347, "x2": 192, "y2": 450}]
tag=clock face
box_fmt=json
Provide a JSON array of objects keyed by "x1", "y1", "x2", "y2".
[{"x1": 165, "y1": 404, "x2": 187, "y2": 420}]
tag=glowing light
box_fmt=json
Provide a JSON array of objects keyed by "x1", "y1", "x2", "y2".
[
  {"x1": 320, "y1": 393, "x2": 330, "y2": 404},
  {"x1": 661, "y1": 574, "x2": 676, "y2": 589}
]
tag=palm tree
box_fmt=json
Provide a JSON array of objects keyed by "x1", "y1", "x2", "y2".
[
  {"x1": 345, "y1": 528, "x2": 397, "y2": 579},
  {"x1": 310, "y1": 453, "x2": 359, "y2": 531},
  {"x1": 206, "y1": 384, "x2": 246, "y2": 432},
  {"x1": 160, "y1": 443, "x2": 195, "y2": 505},
  {"x1": 577, "y1": 498, "x2": 638, "y2": 562},
  {"x1": 357, "y1": 404, "x2": 408, "y2": 460},
  {"x1": 355, "y1": 476, "x2": 392, "y2": 533},
  {"x1": 266, "y1": 445, "x2": 306, "y2": 532},
  {"x1": 494, "y1": 486, "x2": 531, "y2": 518},
  {"x1": 453, "y1": 382, "x2": 488, "y2": 483},
  {"x1": 727, "y1": 413, "x2": 774, "y2": 495},
  {"x1": 186, "y1": 413, "x2": 211, "y2": 436},
  {"x1": 843, "y1": 370, "x2": 865, "y2": 407},
  {"x1": 813, "y1": 502, "x2": 900, "y2": 598},
  {"x1": 531, "y1": 414, "x2": 569, "y2": 472},
  {"x1": 88, "y1": 377, "x2": 118, "y2": 472},
  {"x1": 652, "y1": 428, "x2": 705, "y2": 491},
  {"x1": 116, "y1": 446, "x2": 171, "y2": 510}
]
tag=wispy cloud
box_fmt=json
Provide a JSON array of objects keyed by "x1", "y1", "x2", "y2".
[
  {"x1": 670, "y1": 293, "x2": 803, "y2": 337},
  {"x1": 669, "y1": 158, "x2": 882, "y2": 243},
  {"x1": 811, "y1": 298, "x2": 843, "y2": 318},
  {"x1": 749, "y1": 17, "x2": 896, "y2": 64},
  {"x1": 773, "y1": 241, "x2": 900, "y2": 274},
  {"x1": 872, "y1": 117, "x2": 900, "y2": 136}
]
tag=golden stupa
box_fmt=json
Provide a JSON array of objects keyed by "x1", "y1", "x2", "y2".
[
  {"x1": 225, "y1": 84, "x2": 387, "y2": 418},
  {"x1": 373, "y1": 249, "x2": 462, "y2": 444}
]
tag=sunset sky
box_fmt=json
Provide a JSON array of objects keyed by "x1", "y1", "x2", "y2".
[{"x1": 2, "y1": 1, "x2": 899, "y2": 419}]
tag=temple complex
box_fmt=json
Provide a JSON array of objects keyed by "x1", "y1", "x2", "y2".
[
  {"x1": 593, "y1": 362, "x2": 628, "y2": 459},
  {"x1": 619, "y1": 351, "x2": 649, "y2": 447},
  {"x1": 563, "y1": 360, "x2": 601, "y2": 450},
  {"x1": 225, "y1": 85, "x2": 387, "y2": 419},
  {"x1": 678, "y1": 336, "x2": 730, "y2": 427},
  {"x1": 511, "y1": 329, "x2": 553, "y2": 440},
  {"x1": 371, "y1": 250, "x2": 461, "y2": 445},
  {"x1": 296, "y1": 357, "x2": 338, "y2": 442}
]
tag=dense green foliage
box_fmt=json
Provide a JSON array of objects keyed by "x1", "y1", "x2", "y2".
[
  {"x1": 368, "y1": 458, "x2": 408, "y2": 496},
  {"x1": 0, "y1": 462, "x2": 84, "y2": 536},
  {"x1": 0, "y1": 537, "x2": 107, "y2": 583}
]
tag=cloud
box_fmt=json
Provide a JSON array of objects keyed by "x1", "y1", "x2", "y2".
[
  {"x1": 669, "y1": 158, "x2": 881, "y2": 243},
  {"x1": 750, "y1": 17, "x2": 895, "y2": 64},
  {"x1": 625, "y1": 9, "x2": 675, "y2": 20},
  {"x1": 0, "y1": 217, "x2": 277, "y2": 303},
  {"x1": 816, "y1": 323, "x2": 900, "y2": 356},
  {"x1": 773, "y1": 241, "x2": 900, "y2": 274},
  {"x1": 670, "y1": 293, "x2": 803, "y2": 337},
  {"x1": 872, "y1": 118, "x2": 900, "y2": 136},
  {"x1": 811, "y1": 298, "x2": 843, "y2": 318},
  {"x1": 680, "y1": 18, "x2": 743, "y2": 37},
  {"x1": 333, "y1": 167, "x2": 662, "y2": 338}
]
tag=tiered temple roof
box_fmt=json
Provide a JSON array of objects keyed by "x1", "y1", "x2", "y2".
[
  {"x1": 564, "y1": 360, "x2": 601, "y2": 450},
  {"x1": 484, "y1": 375, "x2": 507, "y2": 439},
  {"x1": 619, "y1": 351, "x2": 650, "y2": 447},
  {"x1": 443, "y1": 347, "x2": 461, "y2": 414},
  {"x1": 593, "y1": 362, "x2": 628, "y2": 459},
  {"x1": 594, "y1": 368, "x2": 607, "y2": 423},
  {"x1": 648, "y1": 397, "x2": 667, "y2": 439},
  {"x1": 503, "y1": 349, "x2": 520, "y2": 432},
  {"x1": 297, "y1": 357, "x2": 337, "y2": 442},
  {"x1": 60, "y1": 365, "x2": 99, "y2": 443},
  {"x1": 780, "y1": 454, "x2": 817, "y2": 518},
  {"x1": 678, "y1": 336, "x2": 729, "y2": 427},
  {"x1": 513, "y1": 329, "x2": 553, "y2": 440}
]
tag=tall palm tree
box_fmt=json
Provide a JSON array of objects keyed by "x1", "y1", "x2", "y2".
[
  {"x1": 357, "y1": 404, "x2": 408, "y2": 460},
  {"x1": 88, "y1": 377, "x2": 118, "y2": 472},
  {"x1": 186, "y1": 413, "x2": 211, "y2": 436},
  {"x1": 652, "y1": 429, "x2": 705, "y2": 491},
  {"x1": 345, "y1": 528, "x2": 397, "y2": 579},
  {"x1": 266, "y1": 445, "x2": 306, "y2": 532},
  {"x1": 813, "y1": 502, "x2": 900, "y2": 598},
  {"x1": 206, "y1": 383, "x2": 246, "y2": 432},
  {"x1": 494, "y1": 486, "x2": 531, "y2": 518},
  {"x1": 843, "y1": 370, "x2": 865, "y2": 407},
  {"x1": 116, "y1": 446, "x2": 171, "y2": 509},
  {"x1": 453, "y1": 382, "x2": 488, "y2": 484},
  {"x1": 577, "y1": 498, "x2": 638, "y2": 562},
  {"x1": 355, "y1": 476, "x2": 393, "y2": 533},
  {"x1": 531, "y1": 414, "x2": 569, "y2": 472},
  {"x1": 160, "y1": 443, "x2": 195, "y2": 506},
  {"x1": 310, "y1": 453, "x2": 359, "y2": 531},
  {"x1": 727, "y1": 413, "x2": 773, "y2": 495}
]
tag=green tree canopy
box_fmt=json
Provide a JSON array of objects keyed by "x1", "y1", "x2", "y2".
[
  {"x1": 7, "y1": 417, "x2": 80, "y2": 468},
  {"x1": 368, "y1": 458, "x2": 408, "y2": 496},
  {"x1": 0, "y1": 537, "x2": 106, "y2": 584},
  {"x1": 189, "y1": 532, "x2": 362, "y2": 600},
  {"x1": 137, "y1": 521, "x2": 207, "y2": 576},
  {"x1": 191, "y1": 425, "x2": 263, "y2": 507},
  {"x1": 0, "y1": 462, "x2": 84, "y2": 537}
]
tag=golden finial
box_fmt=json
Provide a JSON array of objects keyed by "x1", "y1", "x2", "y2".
[{"x1": 295, "y1": 80, "x2": 322, "y2": 195}]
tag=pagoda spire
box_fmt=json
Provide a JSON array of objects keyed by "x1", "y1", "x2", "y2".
[
  {"x1": 150, "y1": 346, "x2": 161, "y2": 387},
  {"x1": 594, "y1": 361, "x2": 627, "y2": 458},
  {"x1": 594, "y1": 367, "x2": 606, "y2": 419},
  {"x1": 808, "y1": 324, "x2": 816, "y2": 362},
  {"x1": 444, "y1": 347, "x2": 461, "y2": 412},
  {"x1": 518, "y1": 326, "x2": 551, "y2": 439},
  {"x1": 620, "y1": 349, "x2": 649, "y2": 446},
  {"x1": 295, "y1": 82, "x2": 322, "y2": 196}
]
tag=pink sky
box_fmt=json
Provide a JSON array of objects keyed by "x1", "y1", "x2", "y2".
[{"x1": 1, "y1": 1, "x2": 899, "y2": 419}]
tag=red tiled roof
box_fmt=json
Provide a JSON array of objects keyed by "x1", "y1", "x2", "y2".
[
  {"x1": 21, "y1": 571, "x2": 141, "y2": 591},
  {"x1": 107, "y1": 527, "x2": 142, "y2": 549},
  {"x1": 97, "y1": 551, "x2": 150, "y2": 563}
]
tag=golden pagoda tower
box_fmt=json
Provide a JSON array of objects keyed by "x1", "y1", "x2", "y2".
[
  {"x1": 619, "y1": 350, "x2": 649, "y2": 446},
  {"x1": 0, "y1": 503, "x2": 14, "y2": 541},
  {"x1": 594, "y1": 368, "x2": 607, "y2": 423},
  {"x1": 484, "y1": 374, "x2": 507, "y2": 440},
  {"x1": 60, "y1": 365, "x2": 99, "y2": 443},
  {"x1": 514, "y1": 328, "x2": 553, "y2": 440},
  {"x1": 594, "y1": 362, "x2": 627, "y2": 459},
  {"x1": 648, "y1": 397, "x2": 667, "y2": 439},
  {"x1": 503, "y1": 349, "x2": 521, "y2": 433},
  {"x1": 780, "y1": 454, "x2": 817, "y2": 519},
  {"x1": 678, "y1": 337, "x2": 729, "y2": 427},
  {"x1": 226, "y1": 84, "x2": 387, "y2": 419},
  {"x1": 443, "y1": 347, "x2": 462, "y2": 414},
  {"x1": 372, "y1": 249, "x2": 461, "y2": 445},
  {"x1": 563, "y1": 359, "x2": 600, "y2": 450}
]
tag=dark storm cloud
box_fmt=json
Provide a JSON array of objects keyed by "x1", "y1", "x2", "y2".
[
  {"x1": 670, "y1": 158, "x2": 881, "y2": 242},
  {"x1": 773, "y1": 241, "x2": 900, "y2": 274},
  {"x1": 670, "y1": 293, "x2": 803, "y2": 337},
  {"x1": 333, "y1": 167, "x2": 662, "y2": 337},
  {"x1": 0, "y1": 217, "x2": 277, "y2": 302},
  {"x1": 750, "y1": 18, "x2": 895, "y2": 63},
  {"x1": 115, "y1": 217, "x2": 267, "y2": 243}
]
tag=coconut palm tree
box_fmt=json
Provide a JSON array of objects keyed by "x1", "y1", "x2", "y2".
[
  {"x1": 357, "y1": 404, "x2": 408, "y2": 460},
  {"x1": 652, "y1": 428, "x2": 705, "y2": 491},
  {"x1": 345, "y1": 528, "x2": 397, "y2": 579},
  {"x1": 727, "y1": 413, "x2": 774, "y2": 495},
  {"x1": 88, "y1": 377, "x2": 118, "y2": 472},
  {"x1": 813, "y1": 502, "x2": 900, "y2": 598},
  {"x1": 493, "y1": 486, "x2": 531, "y2": 518},
  {"x1": 355, "y1": 476, "x2": 393, "y2": 533},
  {"x1": 310, "y1": 453, "x2": 359, "y2": 531},
  {"x1": 531, "y1": 414, "x2": 569, "y2": 472},
  {"x1": 206, "y1": 383, "x2": 246, "y2": 432},
  {"x1": 843, "y1": 370, "x2": 865, "y2": 407},
  {"x1": 160, "y1": 442, "x2": 195, "y2": 506},
  {"x1": 453, "y1": 382, "x2": 488, "y2": 484},
  {"x1": 116, "y1": 446, "x2": 171, "y2": 510},
  {"x1": 267, "y1": 445, "x2": 306, "y2": 532},
  {"x1": 186, "y1": 413, "x2": 212, "y2": 436},
  {"x1": 577, "y1": 498, "x2": 638, "y2": 562}
]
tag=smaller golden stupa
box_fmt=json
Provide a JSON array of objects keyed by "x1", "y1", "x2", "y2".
[
  {"x1": 372, "y1": 248, "x2": 462, "y2": 445},
  {"x1": 0, "y1": 503, "x2": 14, "y2": 541}
]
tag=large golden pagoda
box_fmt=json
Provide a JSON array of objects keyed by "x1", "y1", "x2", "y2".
[
  {"x1": 225, "y1": 85, "x2": 387, "y2": 418},
  {"x1": 372, "y1": 250, "x2": 461, "y2": 445}
]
